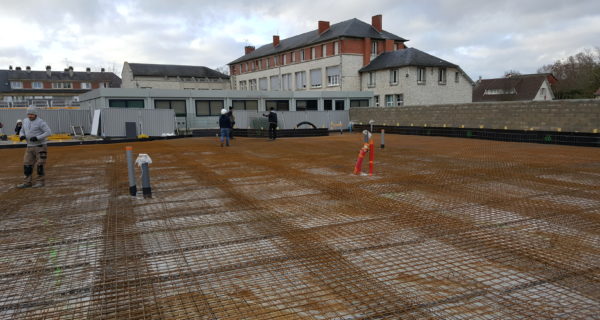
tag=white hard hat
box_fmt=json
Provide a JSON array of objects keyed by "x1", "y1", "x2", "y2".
[
  {"x1": 17, "y1": 119, "x2": 22, "y2": 123},
  {"x1": 221, "y1": 109, "x2": 227, "y2": 115}
]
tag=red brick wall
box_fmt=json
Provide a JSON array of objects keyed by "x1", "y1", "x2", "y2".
[
  {"x1": 73, "y1": 82, "x2": 81, "y2": 89},
  {"x1": 341, "y1": 38, "x2": 364, "y2": 54},
  {"x1": 23, "y1": 81, "x2": 31, "y2": 89},
  {"x1": 363, "y1": 38, "x2": 372, "y2": 66}
]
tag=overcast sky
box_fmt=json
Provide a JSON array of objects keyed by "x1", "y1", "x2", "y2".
[{"x1": 0, "y1": 0, "x2": 598, "y2": 79}]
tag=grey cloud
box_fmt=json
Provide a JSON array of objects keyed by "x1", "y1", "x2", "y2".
[{"x1": 1, "y1": 0, "x2": 598, "y2": 79}]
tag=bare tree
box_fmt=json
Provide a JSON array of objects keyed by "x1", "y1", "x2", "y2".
[
  {"x1": 504, "y1": 70, "x2": 521, "y2": 77},
  {"x1": 215, "y1": 66, "x2": 230, "y2": 76},
  {"x1": 538, "y1": 47, "x2": 600, "y2": 99}
]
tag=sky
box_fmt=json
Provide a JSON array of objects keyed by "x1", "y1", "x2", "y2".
[{"x1": 0, "y1": 0, "x2": 598, "y2": 80}]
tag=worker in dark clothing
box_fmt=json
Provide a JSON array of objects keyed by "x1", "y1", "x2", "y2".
[
  {"x1": 219, "y1": 108, "x2": 232, "y2": 147},
  {"x1": 262, "y1": 107, "x2": 278, "y2": 140},
  {"x1": 227, "y1": 106, "x2": 235, "y2": 140}
]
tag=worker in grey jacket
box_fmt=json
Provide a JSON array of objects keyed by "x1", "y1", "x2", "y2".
[{"x1": 17, "y1": 106, "x2": 52, "y2": 188}]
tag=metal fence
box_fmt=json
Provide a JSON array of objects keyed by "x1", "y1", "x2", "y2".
[
  {"x1": 100, "y1": 108, "x2": 175, "y2": 137},
  {"x1": 0, "y1": 109, "x2": 92, "y2": 135},
  {"x1": 232, "y1": 110, "x2": 350, "y2": 130}
]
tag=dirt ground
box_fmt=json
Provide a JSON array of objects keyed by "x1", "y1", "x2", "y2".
[{"x1": 0, "y1": 134, "x2": 599, "y2": 319}]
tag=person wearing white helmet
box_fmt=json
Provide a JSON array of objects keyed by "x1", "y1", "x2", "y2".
[
  {"x1": 218, "y1": 108, "x2": 232, "y2": 147},
  {"x1": 15, "y1": 119, "x2": 23, "y2": 135},
  {"x1": 17, "y1": 106, "x2": 52, "y2": 188}
]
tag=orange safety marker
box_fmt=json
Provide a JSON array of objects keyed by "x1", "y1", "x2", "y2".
[{"x1": 353, "y1": 143, "x2": 369, "y2": 175}]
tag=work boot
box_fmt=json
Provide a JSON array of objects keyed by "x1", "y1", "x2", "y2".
[
  {"x1": 32, "y1": 181, "x2": 45, "y2": 188},
  {"x1": 17, "y1": 182, "x2": 32, "y2": 189}
]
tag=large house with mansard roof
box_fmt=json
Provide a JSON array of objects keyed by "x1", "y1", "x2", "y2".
[{"x1": 228, "y1": 14, "x2": 473, "y2": 108}]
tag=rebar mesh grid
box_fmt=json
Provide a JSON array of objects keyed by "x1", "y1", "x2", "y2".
[{"x1": 0, "y1": 134, "x2": 598, "y2": 319}]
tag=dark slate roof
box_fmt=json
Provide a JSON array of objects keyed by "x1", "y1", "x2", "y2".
[
  {"x1": 229, "y1": 18, "x2": 408, "y2": 64},
  {"x1": 473, "y1": 74, "x2": 550, "y2": 102},
  {"x1": 128, "y1": 63, "x2": 229, "y2": 79},
  {"x1": 0, "y1": 69, "x2": 122, "y2": 93},
  {"x1": 0, "y1": 69, "x2": 9, "y2": 93},
  {"x1": 358, "y1": 48, "x2": 474, "y2": 84},
  {"x1": 359, "y1": 48, "x2": 457, "y2": 72}
]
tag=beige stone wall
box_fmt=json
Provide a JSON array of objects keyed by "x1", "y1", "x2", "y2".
[
  {"x1": 349, "y1": 100, "x2": 600, "y2": 133},
  {"x1": 361, "y1": 66, "x2": 473, "y2": 106}
]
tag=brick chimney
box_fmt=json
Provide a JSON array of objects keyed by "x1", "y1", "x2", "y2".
[
  {"x1": 245, "y1": 45, "x2": 255, "y2": 54},
  {"x1": 26, "y1": 66, "x2": 31, "y2": 73},
  {"x1": 8, "y1": 65, "x2": 13, "y2": 70},
  {"x1": 371, "y1": 14, "x2": 382, "y2": 32},
  {"x1": 273, "y1": 35, "x2": 280, "y2": 47},
  {"x1": 15, "y1": 66, "x2": 21, "y2": 71},
  {"x1": 46, "y1": 65, "x2": 51, "y2": 77},
  {"x1": 68, "y1": 66, "x2": 74, "y2": 77},
  {"x1": 101, "y1": 68, "x2": 105, "y2": 72},
  {"x1": 318, "y1": 20, "x2": 330, "y2": 34},
  {"x1": 86, "y1": 67, "x2": 91, "y2": 74}
]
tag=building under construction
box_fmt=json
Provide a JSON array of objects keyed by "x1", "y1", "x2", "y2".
[{"x1": 0, "y1": 134, "x2": 598, "y2": 319}]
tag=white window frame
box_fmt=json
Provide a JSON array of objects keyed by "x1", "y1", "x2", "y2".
[
  {"x1": 326, "y1": 66, "x2": 340, "y2": 87},
  {"x1": 310, "y1": 68, "x2": 322, "y2": 88},
  {"x1": 32, "y1": 81, "x2": 43, "y2": 89},
  {"x1": 258, "y1": 60, "x2": 262, "y2": 70},
  {"x1": 368, "y1": 72, "x2": 376, "y2": 87},
  {"x1": 322, "y1": 44, "x2": 327, "y2": 57},
  {"x1": 259, "y1": 77, "x2": 268, "y2": 91},
  {"x1": 266, "y1": 58, "x2": 270, "y2": 68},
  {"x1": 390, "y1": 69, "x2": 398, "y2": 85},
  {"x1": 417, "y1": 67, "x2": 426, "y2": 84},
  {"x1": 291, "y1": 52, "x2": 296, "y2": 63},
  {"x1": 249, "y1": 79, "x2": 257, "y2": 91},
  {"x1": 282, "y1": 73, "x2": 292, "y2": 91},
  {"x1": 311, "y1": 47, "x2": 316, "y2": 60},
  {"x1": 438, "y1": 68, "x2": 447, "y2": 84},
  {"x1": 374, "y1": 95, "x2": 379, "y2": 107},
  {"x1": 295, "y1": 71, "x2": 306, "y2": 89},
  {"x1": 371, "y1": 41, "x2": 378, "y2": 60},
  {"x1": 385, "y1": 94, "x2": 395, "y2": 107},
  {"x1": 334, "y1": 41, "x2": 339, "y2": 55},
  {"x1": 81, "y1": 82, "x2": 92, "y2": 89},
  {"x1": 282, "y1": 54, "x2": 287, "y2": 65},
  {"x1": 10, "y1": 81, "x2": 23, "y2": 89},
  {"x1": 455, "y1": 71, "x2": 460, "y2": 83},
  {"x1": 396, "y1": 94, "x2": 404, "y2": 106},
  {"x1": 274, "y1": 56, "x2": 278, "y2": 65},
  {"x1": 300, "y1": 50, "x2": 305, "y2": 62}
]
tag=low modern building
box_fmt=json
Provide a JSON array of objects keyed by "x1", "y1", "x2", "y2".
[
  {"x1": 358, "y1": 48, "x2": 474, "y2": 106},
  {"x1": 0, "y1": 66, "x2": 121, "y2": 107},
  {"x1": 78, "y1": 88, "x2": 372, "y2": 131},
  {"x1": 473, "y1": 73, "x2": 557, "y2": 102},
  {"x1": 228, "y1": 15, "x2": 408, "y2": 93},
  {"x1": 121, "y1": 62, "x2": 230, "y2": 90}
]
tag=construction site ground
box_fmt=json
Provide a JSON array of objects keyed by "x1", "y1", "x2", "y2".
[{"x1": 0, "y1": 134, "x2": 598, "y2": 319}]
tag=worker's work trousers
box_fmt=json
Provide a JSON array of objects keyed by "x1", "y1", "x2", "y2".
[{"x1": 23, "y1": 145, "x2": 47, "y2": 184}]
